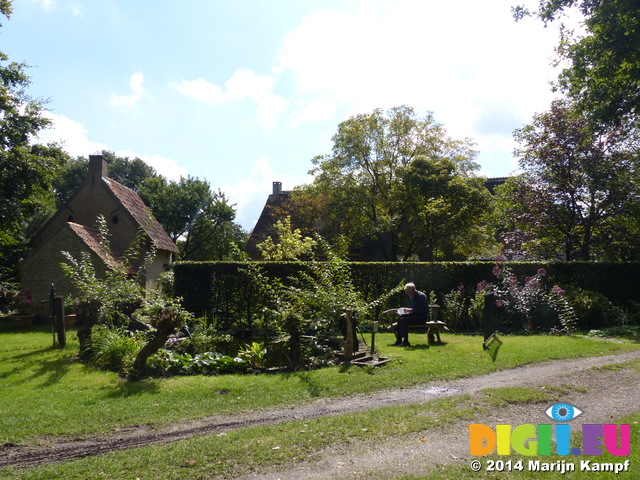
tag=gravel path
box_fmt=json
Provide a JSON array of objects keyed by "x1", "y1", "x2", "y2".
[
  {"x1": 237, "y1": 349, "x2": 640, "y2": 479},
  {"x1": 1, "y1": 349, "x2": 639, "y2": 476}
]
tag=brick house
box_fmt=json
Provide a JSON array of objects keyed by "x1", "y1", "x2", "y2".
[{"x1": 20, "y1": 155, "x2": 179, "y2": 305}]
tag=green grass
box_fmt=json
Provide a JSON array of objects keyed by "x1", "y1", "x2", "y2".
[
  {"x1": 0, "y1": 321, "x2": 638, "y2": 478},
  {"x1": 0, "y1": 322, "x2": 637, "y2": 445},
  {"x1": 0, "y1": 395, "x2": 485, "y2": 479},
  {"x1": 2, "y1": 386, "x2": 636, "y2": 479}
]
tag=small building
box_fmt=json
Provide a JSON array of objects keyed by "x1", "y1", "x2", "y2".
[
  {"x1": 20, "y1": 155, "x2": 179, "y2": 305},
  {"x1": 245, "y1": 181, "x2": 292, "y2": 260}
]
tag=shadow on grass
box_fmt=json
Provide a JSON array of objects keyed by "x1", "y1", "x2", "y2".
[
  {"x1": 101, "y1": 380, "x2": 161, "y2": 398},
  {"x1": 289, "y1": 371, "x2": 325, "y2": 398},
  {"x1": 0, "y1": 344, "x2": 80, "y2": 386}
]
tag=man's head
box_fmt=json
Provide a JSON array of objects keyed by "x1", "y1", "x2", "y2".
[{"x1": 404, "y1": 282, "x2": 417, "y2": 298}]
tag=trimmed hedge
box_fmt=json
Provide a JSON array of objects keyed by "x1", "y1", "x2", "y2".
[{"x1": 173, "y1": 261, "x2": 640, "y2": 329}]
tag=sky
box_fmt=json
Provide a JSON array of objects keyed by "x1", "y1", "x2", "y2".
[{"x1": 3, "y1": 0, "x2": 580, "y2": 230}]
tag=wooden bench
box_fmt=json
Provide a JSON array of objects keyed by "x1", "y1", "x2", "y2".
[{"x1": 385, "y1": 305, "x2": 449, "y2": 344}]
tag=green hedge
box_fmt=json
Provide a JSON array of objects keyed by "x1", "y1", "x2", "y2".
[{"x1": 173, "y1": 261, "x2": 640, "y2": 329}]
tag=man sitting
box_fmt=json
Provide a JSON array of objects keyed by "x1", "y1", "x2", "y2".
[{"x1": 389, "y1": 282, "x2": 429, "y2": 347}]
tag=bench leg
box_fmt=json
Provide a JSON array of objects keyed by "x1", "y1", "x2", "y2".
[{"x1": 427, "y1": 327, "x2": 442, "y2": 344}]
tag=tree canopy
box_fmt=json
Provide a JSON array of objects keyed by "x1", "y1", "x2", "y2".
[
  {"x1": 291, "y1": 106, "x2": 493, "y2": 261},
  {"x1": 0, "y1": 4, "x2": 70, "y2": 280},
  {"x1": 138, "y1": 176, "x2": 243, "y2": 260},
  {"x1": 515, "y1": 0, "x2": 640, "y2": 128},
  {"x1": 496, "y1": 99, "x2": 640, "y2": 260}
]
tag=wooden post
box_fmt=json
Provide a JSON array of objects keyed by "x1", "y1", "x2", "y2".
[
  {"x1": 344, "y1": 310, "x2": 354, "y2": 360},
  {"x1": 483, "y1": 293, "x2": 496, "y2": 343},
  {"x1": 54, "y1": 296, "x2": 66, "y2": 348},
  {"x1": 371, "y1": 321, "x2": 378, "y2": 356}
]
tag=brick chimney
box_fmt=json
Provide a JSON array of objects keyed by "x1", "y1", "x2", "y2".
[
  {"x1": 89, "y1": 154, "x2": 107, "y2": 183},
  {"x1": 272, "y1": 181, "x2": 282, "y2": 194}
]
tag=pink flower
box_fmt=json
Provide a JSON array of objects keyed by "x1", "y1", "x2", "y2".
[
  {"x1": 537, "y1": 268, "x2": 547, "y2": 276},
  {"x1": 477, "y1": 280, "x2": 487, "y2": 291},
  {"x1": 552, "y1": 286, "x2": 566, "y2": 296},
  {"x1": 495, "y1": 254, "x2": 506, "y2": 263},
  {"x1": 492, "y1": 266, "x2": 502, "y2": 277},
  {"x1": 495, "y1": 299, "x2": 504, "y2": 307},
  {"x1": 525, "y1": 277, "x2": 540, "y2": 289}
]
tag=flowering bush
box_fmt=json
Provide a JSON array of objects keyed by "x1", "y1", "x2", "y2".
[
  {"x1": 478, "y1": 259, "x2": 577, "y2": 334},
  {"x1": 4, "y1": 289, "x2": 42, "y2": 315}
]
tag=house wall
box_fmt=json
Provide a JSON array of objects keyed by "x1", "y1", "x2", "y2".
[
  {"x1": 21, "y1": 156, "x2": 177, "y2": 304},
  {"x1": 145, "y1": 250, "x2": 173, "y2": 290},
  {"x1": 35, "y1": 179, "x2": 141, "y2": 258},
  {"x1": 20, "y1": 225, "x2": 107, "y2": 314}
]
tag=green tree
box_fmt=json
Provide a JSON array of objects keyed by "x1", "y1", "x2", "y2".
[
  {"x1": 103, "y1": 151, "x2": 157, "y2": 192},
  {"x1": 138, "y1": 177, "x2": 242, "y2": 260},
  {"x1": 305, "y1": 105, "x2": 488, "y2": 260},
  {"x1": 257, "y1": 216, "x2": 317, "y2": 260},
  {"x1": 0, "y1": 3, "x2": 70, "y2": 280},
  {"x1": 515, "y1": 0, "x2": 640, "y2": 128},
  {"x1": 400, "y1": 157, "x2": 494, "y2": 260},
  {"x1": 499, "y1": 99, "x2": 640, "y2": 260}
]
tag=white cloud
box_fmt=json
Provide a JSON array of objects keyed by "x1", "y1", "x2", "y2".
[
  {"x1": 289, "y1": 97, "x2": 336, "y2": 126},
  {"x1": 38, "y1": 111, "x2": 107, "y2": 155},
  {"x1": 173, "y1": 78, "x2": 225, "y2": 105},
  {"x1": 33, "y1": 0, "x2": 56, "y2": 11},
  {"x1": 37, "y1": 111, "x2": 188, "y2": 182},
  {"x1": 67, "y1": 4, "x2": 84, "y2": 17},
  {"x1": 275, "y1": 0, "x2": 565, "y2": 144},
  {"x1": 110, "y1": 72, "x2": 145, "y2": 108},
  {"x1": 173, "y1": 69, "x2": 288, "y2": 126}
]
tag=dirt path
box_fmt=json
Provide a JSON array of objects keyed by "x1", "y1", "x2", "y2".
[{"x1": 1, "y1": 350, "x2": 639, "y2": 474}]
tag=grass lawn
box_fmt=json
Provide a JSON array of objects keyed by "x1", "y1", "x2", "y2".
[{"x1": 0, "y1": 321, "x2": 637, "y2": 479}]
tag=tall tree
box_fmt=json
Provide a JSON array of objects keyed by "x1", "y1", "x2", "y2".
[
  {"x1": 306, "y1": 105, "x2": 487, "y2": 260},
  {"x1": 515, "y1": 0, "x2": 640, "y2": 128},
  {"x1": 399, "y1": 157, "x2": 493, "y2": 261},
  {"x1": 138, "y1": 177, "x2": 242, "y2": 260},
  {"x1": 0, "y1": 3, "x2": 70, "y2": 280},
  {"x1": 499, "y1": 99, "x2": 640, "y2": 260}
]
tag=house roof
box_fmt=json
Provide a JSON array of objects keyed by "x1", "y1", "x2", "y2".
[
  {"x1": 67, "y1": 222, "x2": 123, "y2": 271},
  {"x1": 103, "y1": 178, "x2": 179, "y2": 253},
  {"x1": 245, "y1": 189, "x2": 292, "y2": 255}
]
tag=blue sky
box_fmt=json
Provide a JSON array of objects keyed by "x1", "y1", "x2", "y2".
[{"x1": 4, "y1": 0, "x2": 578, "y2": 230}]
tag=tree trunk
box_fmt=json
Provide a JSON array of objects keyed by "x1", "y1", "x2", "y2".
[
  {"x1": 129, "y1": 307, "x2": 183, "y2": 380},
  {"x1": 76, "y1": 301, "x2": 100, "y2": 361}
]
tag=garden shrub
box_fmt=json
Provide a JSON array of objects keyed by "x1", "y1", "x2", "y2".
[
  {"x1": 441, "y1": 285, "x2": 484, "y2": 332},
  {"x1": 181, "y1": 322, "x2": 238, "y2": 357},
  {"x1": 564, "y1": 286, "x2": 628, "y2": 330},
  {"x1": 147, "y1": 350, "x2": 246, "y2": 376},
  {"x1": 479, "y1": 261, "x2": 577, "y2": 334},
  {"x1": 90, "y1": 325, "x2": 146, "y2": 373}
]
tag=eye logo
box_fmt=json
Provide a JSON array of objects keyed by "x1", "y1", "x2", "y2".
[{"x1": 545, "y1": 403, "x2": 583, "y2": 422}]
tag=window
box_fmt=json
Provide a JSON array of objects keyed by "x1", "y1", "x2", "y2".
[{"x1": 112, "y1": 215, "x2": 119, "y2": 224}]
